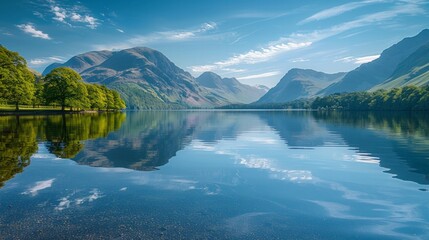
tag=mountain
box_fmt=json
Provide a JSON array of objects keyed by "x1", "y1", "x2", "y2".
[
  {"x1": 256, "y1": 68, "x2": 345, "y2": 103},
  {"x1": 42, "y1": 51, "x2": 113, "y2": 76},
  {"x1": 372, "y1": 41, "x2": 429, "y2": 90},
  {"x1": 196, "y1": 72, "x2": 268, "y2": 104},
  {"x1": 43, "y1": 47, "x2": 231, "y2": 109},
  {"x1": 321, "y1": 29, "x2": 429, "y2": 95}
]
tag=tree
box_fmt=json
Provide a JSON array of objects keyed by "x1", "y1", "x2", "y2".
[
  {"x1": 0, "y1": 46, "x2": 35, "y2": 110},
  {"x1": 112, "y1": 90, "x2": 126, "y2": 110},
  {"x1": 86, "y1": 84, "x2": 107, "y2": 110},
  {"x1": 43, "y1": 67, "x2": 87, "y2": 111}
]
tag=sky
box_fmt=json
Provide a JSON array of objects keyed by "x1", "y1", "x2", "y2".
[{"x1": 1, "y1": 0, "x2": 428, "y2": 87}]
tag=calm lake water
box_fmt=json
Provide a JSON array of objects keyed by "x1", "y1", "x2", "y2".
[{"x1": 1, "y1": 111, "x2": 429, "y2": 239}]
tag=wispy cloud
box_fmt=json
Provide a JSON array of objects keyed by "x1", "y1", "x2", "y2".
[
  {"x1": 300, "y1": 0, "x2": 384, "y2": 24},
  {"x1": 47, "y1": 0, "x2": 99, "y2": 29},
  {"x1": 189, "y1": 42, "x2": 311, "y2": 73},
  {"x1": 134, "y1": 22, "x2": 216, "y2": 41},
  {"x1": 94, "y1": 22, "x2": 218, "y2": 50},
  {"x1": 17, "y1": 23, "x2": 51, "y2": 40},
  {"x1": 116, "y1": 28, "x2": 124, "y2": 33},
  {"x1": 22, "y1": 178, "x2": 55, "y2": 196},
  {"x1": 334, "y1": 54, "x2": 380, "y2": 64},
  {"x1": 29, "y1": 56, "x2": 65, "y2": 66},
  {"x1": 237, "y1": 71, "x2": 282, "y2": 80},
  {"x1": 190, "y1": 2, "x2": 424, "y2": 75},
  {"x1": 290, "y1": 58, "x2": 310, "y2": 63}
]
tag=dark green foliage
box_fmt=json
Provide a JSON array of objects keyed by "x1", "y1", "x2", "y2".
[
  {"x1": 43, "y1": 67, "x2": 89, "y2": 111},
  {"x1": 0, "y1": 46, "x2": 35, "y2": 110},
  {"x1": 43, "y1": 67, "x2": 126, "y2": 111},
  {"x1": 312, "y1": 85, "x2": 429, "y2": 111}
]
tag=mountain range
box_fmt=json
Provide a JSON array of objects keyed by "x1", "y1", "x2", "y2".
[
  {"x1": 43, "y1": 29, "x2": 429, "y2": 108},
  {"x1": 43, "y1": 47, "x2": 267, "y2": 109},
  {"x1": 259, "y1": 29, "x2": 429, "y2": 104}
]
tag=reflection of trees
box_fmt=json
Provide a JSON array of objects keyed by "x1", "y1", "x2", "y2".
[
  {"x1": 0, "y1": 112, "x2": 126, "y2": 188},
  {"x1": 73, "y1": 111, "x2": 195, "y2": 170},
  {"x1": 0, "y1": 116, "x2": 39, "y2": 187},
  {"x1": 312, "y1": 111, "x2": 429, "y2": 185},
  {"x1": 44, "y1": 113, "x2": 126, "y2": 158}
]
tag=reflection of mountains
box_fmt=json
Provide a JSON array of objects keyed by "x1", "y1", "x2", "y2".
[
  {"x1": 3, "y1": 110, "x2": 428, "y2": 187},
  {"x1": 72, "y1": 111, "x2": 429, "y2": 186},
  {"x1": 310, "y1": 112, "x2": 429, "y2": 185},
  {"x1": 72, "y1": 111, "x2": 263, "y2": 170}
]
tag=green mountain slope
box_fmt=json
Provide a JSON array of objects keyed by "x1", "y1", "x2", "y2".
[
  {"x1": 372, "y1": 42, "x2": 429, "y2": 90},
  {"x1": 320, "y1": 29, "x2": 429, "y2": 95}
]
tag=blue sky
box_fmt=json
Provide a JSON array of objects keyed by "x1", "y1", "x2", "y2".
[{"x1": 1, "y1": 0, "x2": 428, "y2": 87}]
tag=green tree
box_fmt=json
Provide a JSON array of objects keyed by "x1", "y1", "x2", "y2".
[
  {"x1": 0, "y1": 46, "x2": 35, "y2": 110},
  {"x1": 43, "y1": 67, "x2": 87, "y2": 111},
  {"x1": 112, "y1": 90, "x2": 126, "y2": 110},
  {"x1": 86, "y1": 84, "x2": 107, "y2": 110}
]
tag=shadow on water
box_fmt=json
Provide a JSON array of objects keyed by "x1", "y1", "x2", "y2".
[{"x1": 1, "y1": 110, "x2": 429, "y2": 187}]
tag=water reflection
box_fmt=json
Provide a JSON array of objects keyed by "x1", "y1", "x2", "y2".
[
  {"x1": 77, "y1": 111, "x2": 429, "y2": 185},
  {"x1": 312, "y1": 111, "x2": 429, "y2": 185},
  {"x1": 1, "y1": 111, "x2": 429, "y2": 187},
  {"x1": 0, "y1": 116, "x2": 38, "y2": 187},
  {"x1": 0, "y1": 113, "x2": 125, "y2": 187}
]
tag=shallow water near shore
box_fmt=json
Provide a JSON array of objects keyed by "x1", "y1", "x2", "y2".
[{"x1": 1, "y1": 111, "x2": 428, "y2": 239}]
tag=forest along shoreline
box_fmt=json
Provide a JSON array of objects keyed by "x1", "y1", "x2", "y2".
[{"x1": 0, "y1": 109, "x2": 121, "y2": 116}]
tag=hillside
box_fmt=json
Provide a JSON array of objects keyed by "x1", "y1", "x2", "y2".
[
  {"x1": 196, "y1": 72, "x2": 267, "y2": 104},
  {"x1": 256, "y1": 68, "x2": 345, "y2": 103},
  {"x1": 321, "y1": 29, "x2": 429, "y2": 95},
  {"x1": 372, "y1": 41, "x2": 429, "y2": 90},
  {"x1": 44, "y1": 47, "x2": 230, "y2": 109}
]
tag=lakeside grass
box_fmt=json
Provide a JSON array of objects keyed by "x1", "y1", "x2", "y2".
[{"x1": 0, "y1": 105, "x2": 63, "y2": 111}]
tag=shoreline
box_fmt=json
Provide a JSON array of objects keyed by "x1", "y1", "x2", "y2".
[{"x1": 0, "y1": 109, "x2": 108, "y2": 116}]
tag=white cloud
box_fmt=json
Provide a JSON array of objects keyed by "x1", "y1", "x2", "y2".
[
  {"x1": 22, "y1": 178, "x2": 55, "y2": 196},
  {"x1": 237, "y1": 71, "x2": 282, "y2": 80},
  {"x1": 116, "y1": 28, "x2": 124, "y2": 33},
  {"x1": 300, "y1": 0, "x2": 384, "y2": 24},
  {"x1": 29, "y1": 56, "x2": 65, "y2": 66},
  {"x1": 354, "y1": 54, "x2": 380, "y2": 64},
  {"x1": 17, "y1": 23, "x2": 51, "y2": 40},
  {"x1": 51, "y1": 5, "x2": 67, "y2": 23},
  {"x1": 189, "y1": 42, "x2": 312, "y2": 73},
  {"x1": 334, "y1": 54, "x2": 380, "y2": 64},
  {"x1": 48, "y1": 0, "x2": 99, "y2": 29}
]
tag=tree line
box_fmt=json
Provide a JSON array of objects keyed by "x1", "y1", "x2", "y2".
[
  {"x1": 0, "y1": 45, "x2": 125, "y2": 111},
  {"x1": 311, "y1": 85, "x2": 429, "y2": 111}
]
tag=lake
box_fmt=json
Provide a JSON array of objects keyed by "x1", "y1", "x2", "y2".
[{"x1": 1, "y1": 111, "x2": 428, "y2": 239}]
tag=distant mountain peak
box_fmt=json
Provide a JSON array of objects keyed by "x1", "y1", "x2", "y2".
[
  {"x1": 196, "y1": 71, "x2": 267, "y2": 104},
  {"x1": 257, "y1": 68, "x2": 346, "y2": 104}
]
